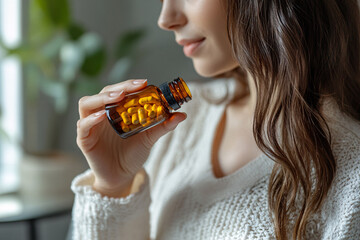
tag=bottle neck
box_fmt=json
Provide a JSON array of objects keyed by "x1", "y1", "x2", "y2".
[{"x1": 160, "y1": 77, "x2": 192, "y2": 110}]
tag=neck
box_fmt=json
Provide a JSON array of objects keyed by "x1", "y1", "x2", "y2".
[
  {"x1": 230, "y1": 71, "x2": 257, "y2": 112},
  {"x1": 212, "y1": 71, "x2": 261, "y2": 177},
  {"x1": 246, "y1": 72, "x2": 257, "y2": 111}
]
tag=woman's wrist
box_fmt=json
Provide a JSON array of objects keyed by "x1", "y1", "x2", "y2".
[{"x1": 92, "y1": 174, "x2": 135, "y2": 198}]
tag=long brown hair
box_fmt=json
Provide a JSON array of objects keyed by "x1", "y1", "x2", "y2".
[{"x1": 226, "y1": 0, "x2": 360, "y2": 239}]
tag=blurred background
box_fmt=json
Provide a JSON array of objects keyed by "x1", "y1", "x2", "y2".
[{"x1": 0, "y1": 0, "x2": 200, "y2": 239}]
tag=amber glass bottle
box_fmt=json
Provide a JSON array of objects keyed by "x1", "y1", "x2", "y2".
[{"x1": 105, "y1": 77, "x2": 192, "y2": 138}]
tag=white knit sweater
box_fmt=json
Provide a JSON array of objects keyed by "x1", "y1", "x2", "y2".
[{"x1": 71, "y1": 79, "x2": 360, "y2": 240}]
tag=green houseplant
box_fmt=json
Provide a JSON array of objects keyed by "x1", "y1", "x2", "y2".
[
  {"x1": 1, "y1": 0, "x2": 145, "y2": 152},
  {"x1": 0, "y1": 0, "x2": 146, "y2": 197}
]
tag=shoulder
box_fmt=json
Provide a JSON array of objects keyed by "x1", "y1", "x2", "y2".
[
  {"x1": 327, "y1": 113, "x2": 360, "y2": 207},
  {"x1": 321, "y1": 98, "x2": 360, "y2": 168},
  {"x1": 320, "y1": 99, "x2": 360, "y2": 238},
  {"x1": 323, "y1": 99, "x2": 360, "y2": 177},
  {"x1": 324, "y1": 99, "x2": 360, "y2": 195}
]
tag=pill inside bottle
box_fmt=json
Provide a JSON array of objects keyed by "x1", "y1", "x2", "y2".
[{"x1": 105, "y1": 77, "x2": 192, "y2": 138}]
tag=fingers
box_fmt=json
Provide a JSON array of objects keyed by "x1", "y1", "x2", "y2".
[
  {"x1": 78, "y1": 91, "x2": 125, "y2": 119},
  {"x1": 100, "y1": 79, "x2": 147, "y2": 94},
  {"x1": 142, "y1": 112, "x2": 187, "y2": 147},
  {"x1": 78, "y1": 79, "x2": 147, "y2": 119},
  {"x1": 77, "y1": 110, "x2": 106, "y2": 142}
]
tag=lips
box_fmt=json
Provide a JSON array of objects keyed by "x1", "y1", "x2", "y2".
[{"x1": 177, "y1": 38, "x2": 205, "y2": 57}]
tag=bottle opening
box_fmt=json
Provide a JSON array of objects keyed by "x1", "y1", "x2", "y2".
[
  {"x1": 159, "y1": 77, "x2": 192, "y2": 111},
  {"x1": 176, "y1": 77, "x2": 192, "y2": 101}
]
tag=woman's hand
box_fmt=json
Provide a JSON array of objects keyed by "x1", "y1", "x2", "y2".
[{"x1": 76, "y1": 79, "x2": 186, "y2": 197}]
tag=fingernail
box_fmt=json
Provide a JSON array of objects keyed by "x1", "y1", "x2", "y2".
[
  {"x1": 132, "y1": 79, "x2": 147, "y2": 85},
  {"x1": 109, "y1": 91, "x2": 124, "y2": 98},
  {"x1": 174, "y1": 113, "x2": 187, "y2": 123},
  {"x1": 94, "y1": 110, "x2": 105, "y2": 117},
  {"x1": 168, "y1": 113, "x2": 186, "y2": 130},
  {"x1": 178, "y1": 113, "x2": 187, "y2": 122}
]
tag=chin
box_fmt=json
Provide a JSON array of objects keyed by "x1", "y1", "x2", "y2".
[{"x1": 193, "y1": 60, "x2": 239, "y2": 78}]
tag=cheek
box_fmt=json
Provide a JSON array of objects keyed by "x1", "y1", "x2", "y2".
[
  {"x1": 187, "y1": 0, "x2": 238, "y2": 76},
  {"x1": 193, "y1": 4, "x2": 238, "y2": 76},
  {"x1": 192, "y1": 35, "x2": 239, "y2": 77}
]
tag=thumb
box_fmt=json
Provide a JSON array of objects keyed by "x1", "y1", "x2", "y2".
[{"x1": 144, "y1": 112, "x2": 187, "y2": 145}]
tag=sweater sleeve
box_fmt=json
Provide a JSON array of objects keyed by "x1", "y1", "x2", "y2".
[{"x1": 70, "y1": 169, "x2": 151, "y2": 240}]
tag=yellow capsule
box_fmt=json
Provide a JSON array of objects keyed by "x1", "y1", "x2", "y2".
[
  {"x1": 148, "y1": 104, "x2": 156, "y2": 118},
  {"x1": 157, "y1": 106, "x2": 164, "y2": 118},
  {"x1": 141, "y1": 117, "x2": 156, "y2": 127},
  {"x1": 121, "y1": 112, "x2": 131, "y2": 125},
  {"x1": 151, "y1": 93, "x2": 160, "y2": 100},
  {"x1": 151, "y1": 104, "x2": 157, "y2": 111},
  {"x1": 120, "y1": 121, "x2": 130, "y2": 132},
  {"x1": 124, "y1": 98, "x2": 138, "y2": 108},
  {"x1": 138, "y1": 108, "x2": 147, "y2": 125},
  {"x1": 148, "y1": 111, "x2": 156, "y2": 118},
  {"x1": 127, "y1": 107, "x2": 140, "y2": 114},
  {"x1": 139, "y1": 96, "x2": 153, "y2": 105},
  {"x1": 139, "y1": 96, "x2": 160, "y2": 105},
  {"x1": 143, "y1": 104, "x2": 152, "y2": 111},
  {"x1": 132, "y1": 113, "x2": 139, "y2": 125}
]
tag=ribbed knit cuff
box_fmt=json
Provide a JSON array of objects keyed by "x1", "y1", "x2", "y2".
[{"x1": 71, "y1": 169, "x2": 151, "y2": 240}]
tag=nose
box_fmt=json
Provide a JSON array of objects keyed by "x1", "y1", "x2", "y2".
[{"x1": 158, "y1": 0, "x2": 187, "y2": 31}]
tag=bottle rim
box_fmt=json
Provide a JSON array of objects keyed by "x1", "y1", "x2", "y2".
[{"x1": 177, "y1": 77, "x2": 192, "y2": 100}]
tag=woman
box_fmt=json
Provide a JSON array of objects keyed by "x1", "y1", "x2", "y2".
[{"x1": 72, "y1": 0, "x2": 360, "y2": 239}]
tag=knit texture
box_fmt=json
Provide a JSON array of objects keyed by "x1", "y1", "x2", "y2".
[
  {"x1": 71, "y1": 79, "x2": 360, "y2": 239},
  {"x1": 71, "y1": 170, "x2": 150, "y2": 240}
]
